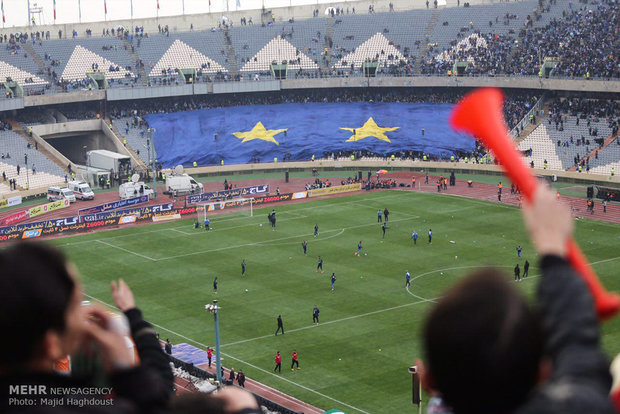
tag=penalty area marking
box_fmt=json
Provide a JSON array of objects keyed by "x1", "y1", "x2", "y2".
[
  {"x1": 67, "y1": 214, "x2": 421, "y2": 261},
  {"x1": 157, "y1": 216, "x2": 418, "y2": 261},
  {"x1": 258, "y1": 228, "x2": 346, "y2": 246},
  {"x1": 95, "y1": 240, "x2": 157, "y2": 261},
  {"x1": 55, "y1": 191, "x2": 412, "y2": 248}
]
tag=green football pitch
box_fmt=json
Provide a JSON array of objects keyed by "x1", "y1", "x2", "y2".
[{"x1": 49, "y1": 190, "x2": 620, "y2": 414}]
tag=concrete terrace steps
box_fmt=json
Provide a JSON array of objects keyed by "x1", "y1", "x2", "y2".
[
  {"x1": 514, "y1": 103, "x2": 549, "y2": 145},
  {"x1": 22, "y1": 43, "x2": 63, "y2": 93},
  {"x1": 570, "y1": 131, "x2": 620, "y2": 172},
  {"x1": 22, "y1": 43, "x2": 47, "y2": 77},
  {"x1": 413, "y1": 7, "x2": 440, "y2": 75},
  {"x1": 13, "y1": 126, "x2": 70, "y2": 175},
  {"x1": 122, "y1": 37, "x2": 148, "y2": 86},
  {"x1": 106, "y1": 120, "x2": 149, "y2": 171},
  {"x1": 22, "y1": 42, "x2": 60, "y2": 92},
  {"x1": 223, "y1": 29, "x2": 239, "y2": 76},
  {"x1": 323, "y1": 17, "x2": 335, "y2": 70}
]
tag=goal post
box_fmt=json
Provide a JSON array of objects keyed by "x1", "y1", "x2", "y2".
[{"x1": 196, "y1": 197, "x2": 254, "y2": 223}]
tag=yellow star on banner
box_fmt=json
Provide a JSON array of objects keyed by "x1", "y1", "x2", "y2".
[
  {"x1": 232, "y1": 122, "x2": 288, "y2": 145},
  {"x1": 341, "y1": 117, "x2": 400, "y2": 143}
]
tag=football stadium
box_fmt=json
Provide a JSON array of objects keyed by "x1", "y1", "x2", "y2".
[{"x1": 0, "y1": 0, "x2": 619, "y2": 413}]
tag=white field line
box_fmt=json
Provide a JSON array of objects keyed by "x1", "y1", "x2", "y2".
[
  {"x1": 406, "y1": 265, "x2": 514, "y2": 302},
  {"x1": 351, "y1": 202, "x2": 420, "y2": 219},
  {"x1": 80, "y1": 254, "x2": 620, "y2": 413},
  {"x1": 170, "y1": 215, "x2": 306, "y2": 236},
  {"x1": 55, "y1": 192, "x2": 413, "y2": 248},
  {"x1": 156, "y1": 216, "x2": 417, "y2": 261},
  {"x1": 405, "y1": 257, "x2": 620, "y2": 301},
  {"x1": 221, "y1": 297, "x2": 437, "y2": 348},
  {"x1": 95, "y1": 240, "x2": 157, "y2": 261},
  {"x1": 82, "y1": 293, "x2": 371, "y2": 414},
  {"x1": 261, "y1": 228, "x2": 345, "y2": 246}
]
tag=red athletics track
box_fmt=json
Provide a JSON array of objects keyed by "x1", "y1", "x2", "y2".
[
  {"x1": 1, "y1": 171, "x2": 618, "y2": 240},
  {"x1": 385, "y1": 171, "x2": 620, "y2": 224}
]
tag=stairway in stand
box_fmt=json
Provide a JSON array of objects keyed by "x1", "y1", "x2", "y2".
[
  {"x1": 413, "y1": 8, "x2": 440, "y2": 75},
  {"x1": 122, "y1": 37, "x2": 148, "y2": 86},
  {"x1": 23, "y1": 43, "x2": 61, "y2": 92},
  {"x1": 223, "y1": 29, "x2": 239, "y2": 78},
  {"x1": 322, "y1": 17, "x2": 335, "y2": 72}
]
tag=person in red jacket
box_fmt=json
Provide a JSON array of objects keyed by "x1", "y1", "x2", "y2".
[
  {"x1": 207, "y1": 347, "x2": 213, "y2": 368},
  {"x1": 291, "y1": 350, "x2": 300, "y2": 371},
  {"x1": 274, "y1": 351, "x2": 281, "y2": 373}
]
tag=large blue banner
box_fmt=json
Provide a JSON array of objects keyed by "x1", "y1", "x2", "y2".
[{"x1": 146, "y1": 102, "x2": 474, "y2": 167}]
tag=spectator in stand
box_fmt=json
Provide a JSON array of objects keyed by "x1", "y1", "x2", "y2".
[
  {"x1": 419, "y1": 187, "x2": 614, "y2": 414},
  {"x1": 0, "y1": 243, "x2": 174, "y2": 413}
]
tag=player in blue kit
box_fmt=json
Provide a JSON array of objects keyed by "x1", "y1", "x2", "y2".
[{"x1": 355, "y1": 240, "x2": 363, "y2": 256}]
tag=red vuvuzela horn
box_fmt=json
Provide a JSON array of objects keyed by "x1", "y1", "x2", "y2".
[{"x1": 450, "y1": 88, "x2": 619, "y2": 320}]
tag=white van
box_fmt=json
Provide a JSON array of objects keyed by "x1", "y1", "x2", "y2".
[
  {"x1": 47, "y1": 186, "x2": 76, "y2": 203},
  {"x1": 165, "y1": 174, "x2": 203, "y2": 195},
  {"x1": 68, "y1": 181, "x2": 95, "y2": 200},
  {"x1": 119, "y1": 181, "x2": 154, "y2": 200}
]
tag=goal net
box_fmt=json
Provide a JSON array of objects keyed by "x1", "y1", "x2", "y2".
[{"x1": 196, "y1": 197, "x2": 254, "y2": 223}]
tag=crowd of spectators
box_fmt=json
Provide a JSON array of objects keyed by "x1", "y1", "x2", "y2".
[
  {"x1": 0, "y1": 0, "x2": 616, "y2": 95},
  {"x1": 102, "y1": 87, "x2": 534, "y2": 131},
  {"x1": 546, "y1": 97, "x2": 620, "y2": 170},
  {"x1": 421, "y1": 0, "x2": 619, "y2": 79}
]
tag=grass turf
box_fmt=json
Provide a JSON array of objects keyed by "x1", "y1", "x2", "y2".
[{"x1": 48, "y1": 190, "x2": 620, "y2": 413}]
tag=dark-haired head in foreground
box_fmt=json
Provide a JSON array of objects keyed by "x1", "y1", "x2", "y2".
[
  {"x1": 423, "y1": 269, "x2": 544, "y2": 414},
  {"x1": 0, "y1": 243, "x2": 83, "y2": 373},
  {"x1": 420, "y1": 187, "x2": 614, "y2": 414}
]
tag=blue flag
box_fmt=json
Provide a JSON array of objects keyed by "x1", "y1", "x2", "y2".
[{"x1": 146, "y1": 102, "x2": 474, "y2": 167}]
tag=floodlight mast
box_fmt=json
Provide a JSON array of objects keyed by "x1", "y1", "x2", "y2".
[
  {"x1": 146, "y1": 128, "x2": 157, "y2": 200},
  {"x1": 205, "y1": 300, "x2": 223, "y2": 384}
]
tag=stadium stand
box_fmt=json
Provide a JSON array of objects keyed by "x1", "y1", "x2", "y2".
[
  {"x1": 334, "y1": 33, "x2": 406, "y2": 70},
  {"x1": 112, "y1": 118, "x2": 150, "y2": 164},
  {"x1": 133, "y1": 31, "x2": 229, "y2": 78},
  {"x1": 230, "y1": 21, "x2": 323, "y2": 76},
  {"x1": 0, "y1": 130, "x2": 65, "y2": 191},
  {"x1": 31, "y1": 37, "x2": 135, "y2": 90},
  {"x1": 517, "y1": 97, "x2": 620, "y2": 172},
  {"x1": 546, "y1": 116, "x2": 613, "y2": 169},
  {"x1": 0, "y1": 0, "x2": 610, "y2": 85},
  {"x1": 519, "y1": 123, "x2": 565, "y2": 171},
  {"x1": 330, "y1": 9, "x2": 431, "y2": 74},
  {"x1": 240, "y1": 35, "x2": 319, "y2": 73},
  {"x1": 150, "y1": 39, "x2": 228, "y2": 76},
  {"x1": 428, "y1": 0, "x2": 537, "y2": 50},
  {"x1": 421, "y1": 0, "x2": 619, "y2": 78},
  {"x1": 589, "y1": 141, "x2": 620, "y2": 176}
]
